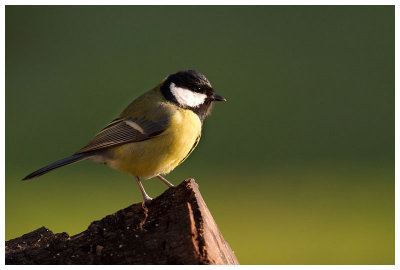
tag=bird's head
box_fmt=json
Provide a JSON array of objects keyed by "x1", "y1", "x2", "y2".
[{"x1": 161, "y1": 70, "x2": 226, "y2": 120}]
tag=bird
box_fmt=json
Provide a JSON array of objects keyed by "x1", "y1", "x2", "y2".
[{"x1": 22, "y1": 70, "x2": 226, "y2": 203}]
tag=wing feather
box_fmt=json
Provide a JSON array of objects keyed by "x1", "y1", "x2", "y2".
[{"x1": 75, "y1": 117, "x2": 168, "y2": 154}]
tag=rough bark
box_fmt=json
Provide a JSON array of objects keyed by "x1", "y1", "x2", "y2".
[{"x1": 6, "y1": 178, "x2": 239, "y2": 265}]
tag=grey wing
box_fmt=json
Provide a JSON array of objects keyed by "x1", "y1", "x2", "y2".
[{"x1": 74, "y1": 117, "x2": 168, "y2": 154}]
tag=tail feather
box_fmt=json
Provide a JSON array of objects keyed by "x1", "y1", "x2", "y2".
[{"x1": 22, "y1": 153, "x2": 90, "y2": 180}]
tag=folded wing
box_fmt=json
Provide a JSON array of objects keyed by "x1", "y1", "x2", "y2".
[{"x1": 75, "y1": 117, "x2": 168, "y2": 154}]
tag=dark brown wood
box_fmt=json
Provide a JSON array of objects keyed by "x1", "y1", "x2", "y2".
[{"x1": 6, "y1": 179, "x2": 239, "y2": 265}]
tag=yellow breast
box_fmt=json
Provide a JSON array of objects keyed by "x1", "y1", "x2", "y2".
[{"x1": 109, "y1": 108, "x2": 202, "y2": 179}]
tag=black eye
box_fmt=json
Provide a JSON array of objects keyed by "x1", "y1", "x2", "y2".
[{"x1": 197, "y1": 87, "x2": 201, "y2": 91}]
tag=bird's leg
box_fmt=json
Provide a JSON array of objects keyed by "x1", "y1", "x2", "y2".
[
  {"x1": 135, "y1": 176, "x2": 152, "y2": 203},
  {"x1": 157, "y1": 175, "x2": 174, "y2": 187}
]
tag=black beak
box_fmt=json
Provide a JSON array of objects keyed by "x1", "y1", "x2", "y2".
[{"x1": 212, "y1": 93, "x2": 227, "y2": 102}]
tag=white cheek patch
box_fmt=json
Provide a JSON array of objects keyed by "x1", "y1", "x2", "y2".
[{"x1": 170, "y1": 82, "x2": 207, "y2": 107}]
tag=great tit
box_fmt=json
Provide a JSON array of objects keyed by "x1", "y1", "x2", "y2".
[{"x1": 23, "y1": 70, "x2": 226, "y2": 203}]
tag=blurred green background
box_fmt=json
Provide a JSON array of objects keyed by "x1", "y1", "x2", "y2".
[{"x1": 5, "y1": 6, "x2": 394, "y2": 264}]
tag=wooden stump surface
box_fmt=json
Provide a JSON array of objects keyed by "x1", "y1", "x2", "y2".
[{"x1": 6, "y1": 178, "x2": 239, "y2": 265}]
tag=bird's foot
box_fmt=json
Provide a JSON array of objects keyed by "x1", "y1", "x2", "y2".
[{"x1": 143, "y1": 195, "x2": 153, "y2": 204}]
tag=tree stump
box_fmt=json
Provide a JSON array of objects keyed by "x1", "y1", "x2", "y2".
[{"x1": 5, "y1": 178, "x2": 239, "y2": 265}]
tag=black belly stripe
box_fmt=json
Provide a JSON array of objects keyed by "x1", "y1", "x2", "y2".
[{"x1": 178, "y1": 136, "x2": 200, "y2": 165}]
